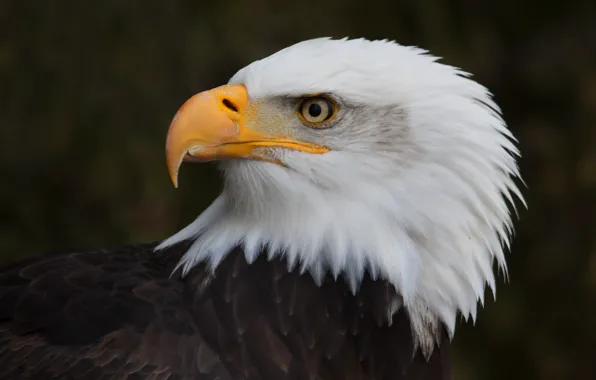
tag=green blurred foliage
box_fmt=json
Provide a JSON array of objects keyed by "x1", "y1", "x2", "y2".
[{"x1": 1, "y1": 0, "x2": 595, "y2": 379}]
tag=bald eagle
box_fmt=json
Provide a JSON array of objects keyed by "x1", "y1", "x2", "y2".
[{"x1": 0, "y1": 38, "x2": 523, "y2": 380}]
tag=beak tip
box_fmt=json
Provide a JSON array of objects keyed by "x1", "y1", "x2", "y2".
[
  {"x1": 169, "y1": 169, "x2": 179, "y2": 189},
  {"x1": 166, "y1": 142, "x2": 184, "y2": 188},
  {"x1": 167, "y1": 160, "x2": 180, "y2": 189}
]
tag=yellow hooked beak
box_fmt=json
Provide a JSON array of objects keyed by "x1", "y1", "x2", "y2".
[{"x1": 165, "y1": 84, "x2": 329, "y2": 187}]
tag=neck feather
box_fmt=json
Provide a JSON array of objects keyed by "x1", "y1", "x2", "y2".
[{"x1": 157, "y1": 149, "x2": 522, "y2": 350}]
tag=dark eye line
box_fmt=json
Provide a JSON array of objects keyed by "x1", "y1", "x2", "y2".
[{"x1": 278, "y1": 93, "x2": 342, "y2": 106}]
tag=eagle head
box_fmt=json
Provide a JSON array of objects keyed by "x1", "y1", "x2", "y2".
[{"x1": 158, "y1": 38, "x2": 524, "y2": 344}]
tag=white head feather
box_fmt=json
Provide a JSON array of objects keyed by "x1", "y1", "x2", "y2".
[{"x1": 158, "y1": 37, "x2": 524, "y2": 351}]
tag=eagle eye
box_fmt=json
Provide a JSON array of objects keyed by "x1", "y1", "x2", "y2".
[{"x1": 297, "y1": 96, "x2": 337, "y2": 127}]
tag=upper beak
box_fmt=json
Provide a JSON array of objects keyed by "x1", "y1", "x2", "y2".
[{"x1": 165, "y1": 84, "x2": 329, "y2": 187}]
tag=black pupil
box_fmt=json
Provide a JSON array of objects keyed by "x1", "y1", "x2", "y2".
[{"x1": 308, "y1": 102, "x2": 322, "y2": 117}]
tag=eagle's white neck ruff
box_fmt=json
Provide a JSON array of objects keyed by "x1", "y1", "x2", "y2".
[{"x1": 157, "y1": 38, "x2": 524, "y2": 352}]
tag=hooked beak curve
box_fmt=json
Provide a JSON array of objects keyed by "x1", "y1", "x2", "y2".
[{"x1": 165, "y1": 84, "x2": 329, "y2": 187}]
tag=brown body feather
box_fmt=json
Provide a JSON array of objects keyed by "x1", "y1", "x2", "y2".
[{"x1": 0, "y1": 243, "x2": 451, "y2": 379}]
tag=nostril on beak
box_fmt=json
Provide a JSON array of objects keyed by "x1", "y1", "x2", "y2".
[{"x1": 222, "y1": 98, "x2": 239, "y2": 113}]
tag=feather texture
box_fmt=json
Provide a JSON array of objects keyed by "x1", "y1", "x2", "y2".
[{"x1": 0, "y1": 242, "x2": 451, "y2": 379}]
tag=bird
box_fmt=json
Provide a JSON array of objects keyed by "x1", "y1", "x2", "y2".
[{"x1": 0, "y1": 37, "x2": 524, "y2": 380}]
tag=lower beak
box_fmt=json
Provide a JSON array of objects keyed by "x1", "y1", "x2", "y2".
[{"x1": 165, "y1": 84, "x2": 328, "y2": 187}]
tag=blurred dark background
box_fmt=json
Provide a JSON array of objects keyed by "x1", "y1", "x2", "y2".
[{"x1": 1, "y1": 1, "x2": 595, "y2": 379}]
